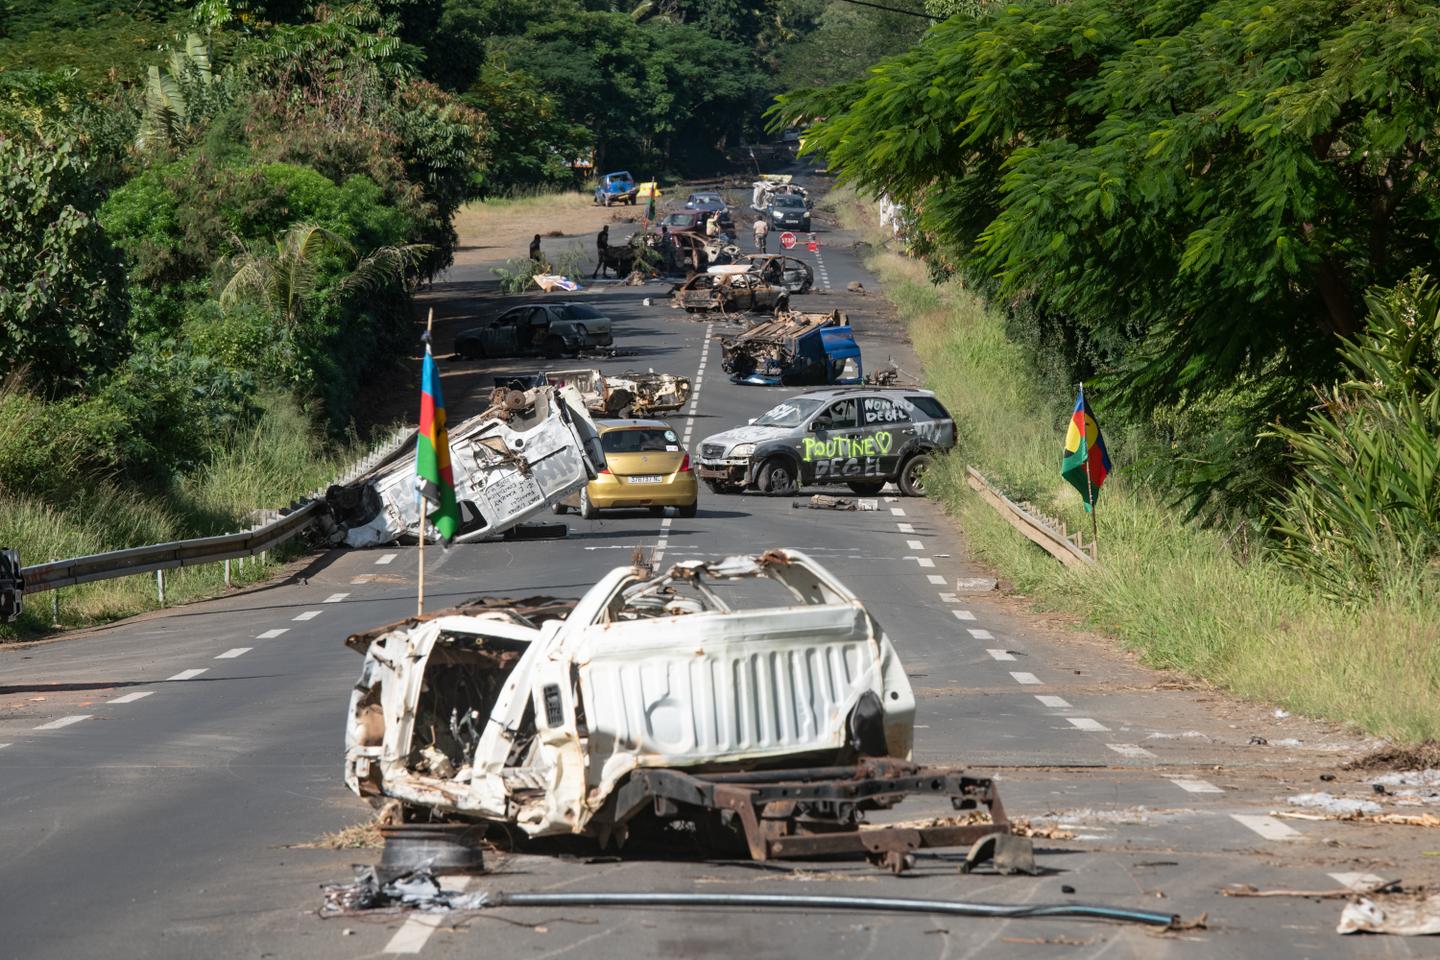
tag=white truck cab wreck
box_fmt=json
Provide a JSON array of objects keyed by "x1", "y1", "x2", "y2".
[{"x1": 344, "y1": 550, "x2": 1026, "y2": 872}]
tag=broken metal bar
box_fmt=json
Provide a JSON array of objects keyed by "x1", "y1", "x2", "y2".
[{"x1": 471, "y1": 890, "x2": 1179, "y2": 928}]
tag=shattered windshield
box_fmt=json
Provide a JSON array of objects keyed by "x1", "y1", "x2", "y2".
[{"x1": 754, "y1": 397, "x2": 823, "y2": 428}]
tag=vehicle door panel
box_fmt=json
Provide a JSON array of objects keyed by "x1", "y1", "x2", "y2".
[
  {"x1": 800, "y1": 398, "x2": 863, "y2": 485},
  {"x1": 859, "y1": 397, "x2": 913, "y2": 477}
]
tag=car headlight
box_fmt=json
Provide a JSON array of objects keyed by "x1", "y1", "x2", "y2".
[{"x1": 729, "y1": 443, "x2": 756, "y2": 458}]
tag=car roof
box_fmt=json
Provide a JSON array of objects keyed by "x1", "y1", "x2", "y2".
[
  {"x1": 596, "y1": 418, "x2": 674, "y2": 431},
  {"x1": 793, "y1": 386, "x2": 940, "y2": 400}
]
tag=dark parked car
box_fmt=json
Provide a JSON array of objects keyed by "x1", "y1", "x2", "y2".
[
  {"x1": 455, "y1": 302, "x2": 613, "y2": 360},
  {"x1": 685, "y1": 191, "x2": 727, "y2": 210},
  {"x1": 766, "y1": 194, "x2": 811, "y2": 232},
  {"x1": 662, "y1": 207, "x2": 734, "y2": 235},
  {"x1": 696, "y1": 387, "x2": 954, "y2": 496}
]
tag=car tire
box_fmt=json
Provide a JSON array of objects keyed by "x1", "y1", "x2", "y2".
[
  {"x1": 846, "y1": 480, "x2": 885, "y2": 495},
  {"x1": 649, "y1": 506, "x2": 666, "y2": 517},
  {"x1": 678, "y1": 500, "x2": 698, "y2": 518},
  {"x1": 543, "y1": 335, "x2": 565, "y2": 359},
  {"x1": 756, "y1": 458, "x2": 797, "y2": 496},
  {"x1": 899, "y1": 454, "x2": 933, "y2": 497},
  {"x1": 578, "y1": 487, "x2": 599, "y2": 519}
]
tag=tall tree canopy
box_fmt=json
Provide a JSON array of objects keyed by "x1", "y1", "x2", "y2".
[{"x1": 780, "y1": 0, "x2": 1440, "y2": 410}]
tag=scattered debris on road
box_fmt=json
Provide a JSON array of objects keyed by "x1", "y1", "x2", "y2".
[
  {"x1": 1222, "y1": 880, "x2": 1399, "y2": 899},
  {"x1": 322, "y1": 385, "x2": 604, "y2": 547},
  {"x1": 1339, "y1": 891, "x2": 1440, "y2": 935},
  {"x1": 539, "y1": 367, "x2": 691, "y2": 417},
  {"x1": 794, "y1": 494, "x2": 878, "y2": 511},
  {"x1": 342, "y1": 549, "x2": 1030, "y2": 874}
]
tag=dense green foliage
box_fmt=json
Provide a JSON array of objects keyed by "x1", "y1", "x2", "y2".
[{"x1": 781, "y1": 0, "x2": 1440, "y2": 563}]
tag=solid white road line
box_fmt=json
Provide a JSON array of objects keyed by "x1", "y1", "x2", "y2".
[
  {"x1": 1035, "y1": 695, "x2": 1071, "y2": 709},
  {"x1": 383, "y1": 876, "x2": 473, "y2": 954},
  {"x1": 256, "y1": 628, "x2": 288, "y2": 639},
  {"x1": 1330, "y1": 872, "x2": 1386, "y2": 892},
  {"x1": 375, "y1": 553, "x2": 397, "y2": 565},
  {"x1": 166, "y1": 668, "x2": 208, "y2": 681},
  {"x1": 967, "y1": 628, "x2": 994, "y2": 640},
  {"x1": 1107, "y1": 743, "x2": 1157, "y2": 759},
  {"x1": 1169, "y1": 777, "x2": 1224, "y2": 794},
  {"x1": 986, "y1": 649, "x2": 1015, "y2": 661},
  {"x1": 323, "y1": 593, "x2": 349, "y2": 603},
  {"x1": 293, "y1": 610, "x2": 321, "y2": 621},
  {"x1": 34, "y1": 715, "x2": 91, "y2": 731},
  {"x1": 215, "y1": 647, "x2": 252, "y2": 659},
  {"x1": 951, "y1": 609, "x2": 976, "y2": 621},
  {"x1": 1009, "y1": 671, "x2": 1041, "y2": 685},
  {"x1": 915, "y1": 557, "x2": 935, "y2": 568},
  {"x1": 906, "y1": 539, "x2": 924, "y2": 550},
  {"x1": 1067, "y1": 717, "x2": 1109, "y2": 732},
  {"x1": 897, "y1": 522, "x2": 915, "y2": 533},
  {"x1": 1232, "y1": 814, "x2": 1301, "y2": 841},
  {"x1": 108, "y1": 691, "x2": 154, "y2": 704}
]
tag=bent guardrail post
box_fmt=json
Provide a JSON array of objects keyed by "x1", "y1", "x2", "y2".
[{"x1": 964, "y1": 467, "x2": 1095, "y2": 569}]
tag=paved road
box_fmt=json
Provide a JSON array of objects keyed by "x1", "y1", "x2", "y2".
[{"x1": 0, "y1": 178, "x2": 1428, "y2": 959}]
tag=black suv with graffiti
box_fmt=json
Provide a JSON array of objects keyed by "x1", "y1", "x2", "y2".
[{"x1": 696, "y1": 387, "x2": 955, "y2": 496}]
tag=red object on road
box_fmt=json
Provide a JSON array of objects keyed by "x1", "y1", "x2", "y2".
[
  {"x1": 806, "y1": 236, "x2": 818, "y2": 252},
  {"x1": 779, "y1": 231, "x2": 797, "y2": 249}
]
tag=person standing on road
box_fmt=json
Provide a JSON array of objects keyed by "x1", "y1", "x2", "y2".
[
  {"x1": 529, "y1": 233, "x2": 542, "y2": 263},
  {"x1": 705, "y1": 212, "x2": 721, "y2": 240},
  {"x1": 752, "y1": 216, "x2": 769, "y2": 253}
]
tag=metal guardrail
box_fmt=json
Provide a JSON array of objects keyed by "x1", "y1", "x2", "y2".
[
  {"x1": 12, "y1": 425, "x2": 417, "y2": 602},
  {"x1": 964, "y1": 467, "x2": 1095, "y2": 569}
]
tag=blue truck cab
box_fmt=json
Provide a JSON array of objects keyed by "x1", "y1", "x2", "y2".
[{"x1": 594, "y1": 171, "x2": 638, "y2": 206}]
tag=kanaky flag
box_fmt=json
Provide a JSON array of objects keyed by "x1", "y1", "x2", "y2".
[
  {"x1": 417, "y1": 338, "x2": 460, "y2": 543},
  {"x1": 1061, "y1": 385, "x2": 1111, "y2": 513}
]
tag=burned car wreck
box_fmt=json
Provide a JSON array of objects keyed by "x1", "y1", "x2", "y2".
[
  {"x1": 720, "y1": 310, "x2": 861, "y2": 386},
  {"x1": 343, "y1": 550, "x2": 1027, "y2": 873},
  {"x1": 541, "y1": 368, "x2": 691, "y2": 418},
  {"x1": 324, "y1": 384, "x2": 604, "y2": 547}
]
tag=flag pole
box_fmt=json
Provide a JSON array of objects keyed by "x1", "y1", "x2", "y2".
[
  {"x1": 417, "y1": 308, "x2": 434, "y2": 617},
  {"x1": 1080, "y1": 382, "x2": 1098, "y2": 560}
]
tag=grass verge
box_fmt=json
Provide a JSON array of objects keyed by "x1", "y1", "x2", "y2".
[
  {"x1": 1, "y1": 392, "x2": 387, "y2": 640},
  {"x1": 831, "y1": 190, "x2": 1440, "y2": 744}
]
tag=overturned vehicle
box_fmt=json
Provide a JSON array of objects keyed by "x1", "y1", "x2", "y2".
[
  {"x1": 720, "y1": 310, "x2": 862, "y2": 386},
  {"x1": 343, "y1": 550, "x2": 1027, "y2": 873},
  {"x1": 541, "y1": 368, "x2": 692, "y2": 418},
  {"x1": 324, "y1": 384, "x2": 604, "y2": 547}
]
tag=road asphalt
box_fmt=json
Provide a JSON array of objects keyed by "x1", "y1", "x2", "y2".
[{"x1": 0, "y1": 175, "x2": 1432, "y2": 959}]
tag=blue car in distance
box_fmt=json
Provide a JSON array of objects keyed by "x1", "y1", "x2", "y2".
[{"x1": 594, "y1": 171, "x2": 639, "y2": 206}]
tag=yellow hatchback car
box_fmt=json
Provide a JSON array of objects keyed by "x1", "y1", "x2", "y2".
[{"x1": 556, "y1": 419, "x2": 698, "y2": 519}]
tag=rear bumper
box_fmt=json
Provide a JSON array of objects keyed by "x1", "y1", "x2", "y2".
[{"x1": 588, "y1": 472, "x2": 698, "y2": 509}]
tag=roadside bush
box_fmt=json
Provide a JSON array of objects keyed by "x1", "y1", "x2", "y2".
[
  {"x1": 1268, "y1": 276, "x2": 1440, "y2": 601},
  {"x1": 0, "y1": 138, "x2": 129, "y2": 393}
]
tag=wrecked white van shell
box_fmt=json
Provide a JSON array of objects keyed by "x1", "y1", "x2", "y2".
[{"x1": 343, "y1": 550, "x2": 916, "y2": 837}]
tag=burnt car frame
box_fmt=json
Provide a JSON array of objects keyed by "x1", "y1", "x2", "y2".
[
  {"x1": 455, "y1": 302, "x2": 613, "y2": 360},
  {"x1": 733, "y1": 254, "x2": 814, "y2": 293},
  {"x1": 672, "y1": 268, "x2": 790, "y2": 315}
]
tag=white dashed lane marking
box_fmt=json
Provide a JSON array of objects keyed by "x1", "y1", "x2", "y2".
[
  {"x1": 905, "y1": 539, "x2": 924, "y2": 550},
  {"x1": 256, "y1": 628, "x2": 288, "y2": 639},
  {"x1": 1035, "y1": 695, "x2": 1071, "y2": 708},
  {"x1": 967, "y1": 628, "x2": 994, "y2": 640},
  {"x1": 951, "y1": 609, "x2": 975, "y2": 621},
  {"x1": 215, "y1": 647, "x2": 252, "y2": 659},
  {"x1": 323, "y1": 593, "x2": 349, "y2": 603},
  {"x1": 34, "y1": 715, "x2": 91, "y2": 731},
  {"x1": 375, "y1": 553, "x2": 397, "y2": 565},
  {"x1": 897, "y1": 523, "x2": 914, "y2": 533},
  {"x1": 1232, "y1": 814, "x2": 1301, "y2": 841},
  {"x1": 0, "y1": 743, "x2": 9, "y2": 750},
  {"x1": 1067, "y1": 717, "x2": 1109, "y2": 732},
  {"x1": 890, "y1": 507, "x2": 906, "y2": 516},
  {"x1": 986, "y1": 649, "x2": 1015, "y2": 661},
  {"x1": 915, "y1": 557, "x2": 935, "y2": 568},
  {"x1": 384, "y1": 876, "x2": 473, "y2": 953},
  {"x1": 1330, "y1": 872, "x2": 1387, "y2": 892},
  {"x1": 1009, "y1": 671, "x2": 1041, "y2": 685},
  {"x1": 166, "y1": 668, "x2": 208, "y2": 681},
  {"x1": 1107, "y1": 743, "x2": 1157, "y2": 759},
  {"x1": 926, "y1": 574, "x2": 947, "y2": 585},
  {"x1": 1169, "y1": 777, "x2": 1224, "y2": 794},
  {"x1": 293, "y1": 610, "x2": 321, "y2": 621},
  {"x1": 108, "y1": 691, "x2": 154, "y2": 704}
]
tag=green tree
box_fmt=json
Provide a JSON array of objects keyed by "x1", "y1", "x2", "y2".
[
  {"x1": 0, "y1": 138, "x2": 128, "y2": 392},
  {"x1": 781, "y1": 0, "x2": 1440, "y2": 409}
]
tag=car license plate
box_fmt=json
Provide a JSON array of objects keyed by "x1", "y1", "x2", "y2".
[{"x1": 628, "y1": 475, "x2": 664, "y2": 484}]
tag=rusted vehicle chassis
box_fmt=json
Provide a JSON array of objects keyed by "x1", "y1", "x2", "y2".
[{"x1": 599, "y1": 758, "x2": 1017, "y2": 875}]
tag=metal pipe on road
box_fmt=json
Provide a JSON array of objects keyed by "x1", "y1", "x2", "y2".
[{"x1": 473, "y1": 890, "x2": 1180, "y2": 928}]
